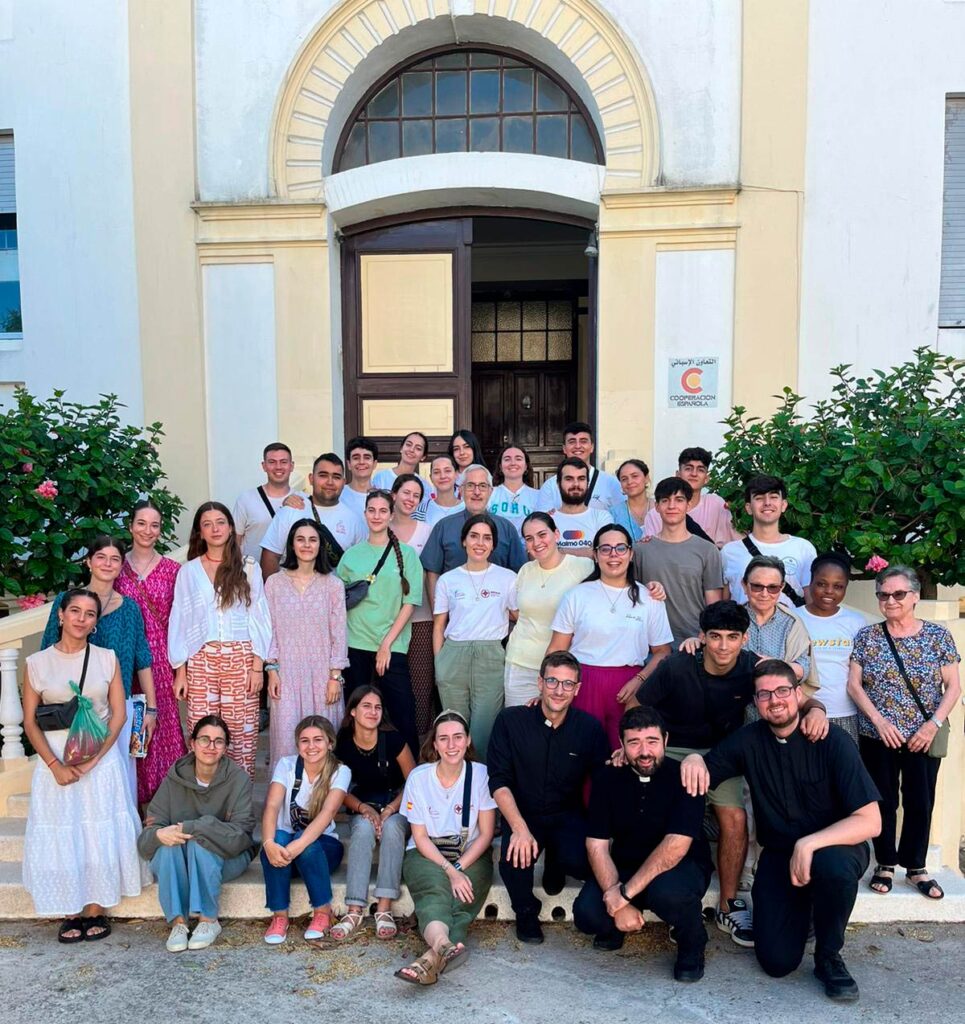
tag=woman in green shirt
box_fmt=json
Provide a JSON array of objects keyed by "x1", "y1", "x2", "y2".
[{"x1": 338, "y1": 489, "x2": 424, "y2": 756}]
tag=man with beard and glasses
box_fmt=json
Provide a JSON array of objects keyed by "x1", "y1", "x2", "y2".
[
  {"x1": 487, "y1": 651, "x2": 609, "y2": 945},
  {"x1": 573, "y1": 706, "x2": 713, "y2": 982},
  {"x1": 681, "y1": 660, "x2": 880, "y2": 1002},
  {"x1": 547, "y1": 458, "x2": 613, "y2": 558}
]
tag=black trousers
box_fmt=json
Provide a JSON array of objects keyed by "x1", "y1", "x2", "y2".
[
  {"x1": 858, "y1": 736, "x2": 940, "y2": 869},
  {"x1": 573, "y1": 858, "x2": 711, "y2": 956},
  {"x1": 344, "y1": 648, "x2": 419, "y2": 758},
  {"x1": 752, "y1": 843, "x2": 869, "y2": 978},
  {"x1": 499, "y1": 810, "x2": 590, "y2": 917}
]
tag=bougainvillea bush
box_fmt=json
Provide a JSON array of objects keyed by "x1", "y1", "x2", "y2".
[
  {"x1": 709, "y1": 349, "x2": 965, "y2": 596},
  {"x1": 0, "y1": 389, "x2": 184, "y2": 607}
]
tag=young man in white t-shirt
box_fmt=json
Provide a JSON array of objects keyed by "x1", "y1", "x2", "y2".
[
  {"x1": 342, "y1": 436, "x2": 379, "y2": 518},
  {"x1": 260, "y1": 452, "x2": 366, "y2": 577},
  {"x1": 547, "y1": 459, "x2": 614, "y2": 558},
  {"x1": 720, "y1": 475, "x2": 817, "y2": 607},
  {"x1": 537, "y1": 421, "x2": 622, "y2": 512},
  {"x1": 232, "y1": 442, "x2": 305, "y2": 560}
]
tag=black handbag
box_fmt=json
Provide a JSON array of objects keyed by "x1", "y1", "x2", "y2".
[
  {"x1": 429, "y1": 761, "x2": 473, "y2": 863},
  {"x1": 344, "y1": 543, "x2": 394, "y2": 609},
  {"x1": 35, "y1": 644, "x2": 91, "y2": 732}
]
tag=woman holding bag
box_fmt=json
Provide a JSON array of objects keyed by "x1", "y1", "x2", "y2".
[
  {"x1": 337, "y1": 489, "x2": 423, "y2": 757},
  {"x1": 847, "y1": 565, "x2": 960, "y2": 900},
  {"x1": 22, "y1": 588, "x2": 147, "y2": 941}
]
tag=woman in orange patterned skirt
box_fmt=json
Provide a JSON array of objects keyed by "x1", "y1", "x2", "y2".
[{"x1": 168, "y1": 502, "x2": 272, "y2": 779}]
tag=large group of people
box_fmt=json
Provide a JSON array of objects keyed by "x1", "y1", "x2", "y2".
[{"x1": 20, "y1": 426, "x2": 960, "y2": 1004}]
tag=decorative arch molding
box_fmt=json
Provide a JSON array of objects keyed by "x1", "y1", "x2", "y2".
[{"x1": 270, "y1": 0, "x2": 660, "y2": 199}]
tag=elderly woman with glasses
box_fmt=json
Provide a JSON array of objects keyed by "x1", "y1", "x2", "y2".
[{"x1": 847, "y1": 565, "x2": 960, "y2": 900}]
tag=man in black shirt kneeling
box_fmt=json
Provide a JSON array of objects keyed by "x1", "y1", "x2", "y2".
[
  {"x1": 488, "y1": 651, "x2": 610, "y2": 944},
  {"x1": 682, "y1": 659, "x2": 881, "y2": 1002},
  {"x1": 574, "y1": 706, "x2": 713, "y2": 982}
]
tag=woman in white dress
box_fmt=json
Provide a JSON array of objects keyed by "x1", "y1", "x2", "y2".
[{"x1": 22, "y1": 588, "x2": 147, "y2": 941}]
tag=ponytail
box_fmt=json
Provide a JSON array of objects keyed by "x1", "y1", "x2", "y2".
[{"x1": 387, "y1": 528, "x2": 410, "y2": 597}]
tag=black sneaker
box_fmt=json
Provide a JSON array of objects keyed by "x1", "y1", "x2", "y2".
[
  {"x1": 515, "y1": 913, "x2": 544, "y2": 945},
  {"x1": 673, "y1": 949, "x2": 705, "y2": 983},
  {"x1": 541, "y1": 858, "x2": 566, "y2": 896},
  {"x1": 715, "y1": 898, "x2": 754, "y2": 948},
  {"x1": 814, "y1": 952, "x2": 859, "y2": 1002},
  {"x1": 593, "y1": 931, "x2": 625, "y2": 951}
]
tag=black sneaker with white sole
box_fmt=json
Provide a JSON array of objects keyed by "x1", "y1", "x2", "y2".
[{"x1": 715, "y1": 898, "x2": 754, "y2": 947}]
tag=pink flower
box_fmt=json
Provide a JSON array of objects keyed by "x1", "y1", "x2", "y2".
[
  {"x1": 865, "y1": 555, "x2": 889, "y2": 573},
  {"x1": 21, "y1": 462, "x2": 33, "y2": 473},
  {"x1": 34, "y1": 479, "x2": 58, "y2": 499},
  {"x1": 16, "y1": 594, "x2": 47, "y2": 611}
]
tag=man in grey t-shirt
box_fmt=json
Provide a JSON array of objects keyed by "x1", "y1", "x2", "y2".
[{"x1": 633, "y1": 477, "x2": 723, "y2": 646}]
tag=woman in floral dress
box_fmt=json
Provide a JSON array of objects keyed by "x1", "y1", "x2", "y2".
[{"x1": 115, "y1": 499, "x2": 186, "y2": 804}]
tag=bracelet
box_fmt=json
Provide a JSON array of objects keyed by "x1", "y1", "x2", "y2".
[
  {"x1": 930, "y1": 715, "x2": 944, "y2": 729},
  {"x1": 452, "y1": 860, "x2": 463, "y2": 873},
  {"x1": 264, "y1": 661, "x2": 279, "y2": 672},
  {"x1": 619, "y1": 883, "x2": 630, "y2": 903},
  {"x1": 44, "y1": 757, "x2": 57, "y2": 768},
  {"x1": 145, "y1": 707, "x2": 158, "y2": 715}
]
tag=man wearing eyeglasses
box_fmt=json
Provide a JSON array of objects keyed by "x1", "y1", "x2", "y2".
[
  {"x1": 681, "y1": 660, "x2": 880, "y2": 1002},
  {"x1": 628, "y1": 600, "x2": 828, "y2": 950},
  {"x1": 632, "y1": 477, "x2": 723, "y2": 646},
  {"x1": 487, "y1": 650, "x2": 609, "y2": 945}
]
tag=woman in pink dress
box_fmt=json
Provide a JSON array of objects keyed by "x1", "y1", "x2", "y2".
[
  {"x1": 115, "y1": 499, "x2": 186, "y2": 805},
  {"x1": 265, "y1": 518, "x2": 349, "y2": 769}
]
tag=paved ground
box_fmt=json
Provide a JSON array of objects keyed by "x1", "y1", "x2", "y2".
[{"x1": 2, "y1": 917, "x2": 963, "y2": 1023}]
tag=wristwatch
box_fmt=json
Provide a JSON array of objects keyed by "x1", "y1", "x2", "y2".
[
  {"x1": 618, "y1": 883, "x2": 630, "y2": 903},
  {"x1": 329, "y1": 672, "x2": 344, "y2": 683},
  {"x1": 452, "y1": 860, "x2": 463, "y2": 873},
  {"x1": 930, "y1": 715, "x2": 944, "y2": 729}
]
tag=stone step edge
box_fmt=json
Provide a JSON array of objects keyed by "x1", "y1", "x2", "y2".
[{"x1": 0, "y1": 861, "x2": 962, "y2": 924}]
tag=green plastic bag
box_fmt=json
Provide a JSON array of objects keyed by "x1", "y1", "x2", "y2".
[{"x1": 63, "y1": 682, "x2": 109, "y2": 766}]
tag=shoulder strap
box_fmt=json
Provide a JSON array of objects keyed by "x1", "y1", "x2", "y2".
[
  {"x1": 309, "y1": 508, "x2": 345, "y2": 565},
  {"x1": 741, "y1": 536, "x2": 805, "y2": 607},
  {"x1": 77, "y1": 643, "x2": 91, "y2": 694},
  {"x1": 377, "y1": 730, "x2": 390, "y2": 781},
  {"x1": 370, "y1": 542, "x2": 394, "y2": 580},
  {"x1": 685, "y1": 514, "x2": 714, "y2": 544},
  {"x1": 256, "y1": 485, "x2": 277, "y2": 519},
  {"x1": 585, "y1": 467, "x2": 600, "y2": 503},
  {"x1": 880, "y1": 623, "x2": 930, "y2": 720},
  {"x1": 461, "y1": 760, "x2": 473, "y2": 830}
]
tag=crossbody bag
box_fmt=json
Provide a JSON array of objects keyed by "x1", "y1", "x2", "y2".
[
  {"x1": 343, "y1": 542, "x2": 394, "y2": 610},
  {"x1": 35, "y1": 644, "x2": 91, "y2": 732},
  {"x1": 741, "y1": 536, "x2": 805, "y2": 608},
  {"x1": 879, "y1": 623, "x2": 949, "y2": 759},
  {"x1": 430, "y1": 761, "x2": 474, "y2": 863},
  {"x1": 256, "y1": 485, "x2": 277, "y2": 519}
]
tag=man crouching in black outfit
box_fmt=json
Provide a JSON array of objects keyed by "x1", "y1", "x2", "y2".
[
  {"x1": 681, "y1": 659, "x2": 881, "y2": 1002},
  {"x1": 574, "y1": 706, "x2": 712, "y2": 982}
]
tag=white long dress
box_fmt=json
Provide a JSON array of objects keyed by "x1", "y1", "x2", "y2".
[{"x1": 23, "y1": 644, "x2": 148, "y2": 915}]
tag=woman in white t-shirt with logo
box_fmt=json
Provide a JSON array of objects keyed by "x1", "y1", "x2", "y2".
[
  {"x1": 796, "y1": 552, "x2": 868, "y2": 742},
  {"x1": 549, "y1": 525, "x2": 673, "y2": 748},
  {"x1": 422, "y1": 454, "x2": 465, "y2": 527},
  {"x1": 504, "y1": 512, "x2": 593, "y2": 706},
  {"x1": 432, "y1": 514, "x2": 518, "y2": 760},
  {"x1": 260, "y1": 715, "x2": 351, "y2": 944},
  {"x1": 488, "y1": 445, "x2": 540, "y2": 532},
  {"x1": 396, "y1": 710, "x2": 497, "y2": 986}
]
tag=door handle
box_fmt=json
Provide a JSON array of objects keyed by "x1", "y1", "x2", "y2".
[{"x1": 502, "y1": 434, "x2": 509, "y2": 444}]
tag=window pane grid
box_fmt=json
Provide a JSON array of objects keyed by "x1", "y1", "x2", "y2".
[
  {"x1": 472, "y1": 300, "x2": 575, "y2": 364},
  {"x1": 338, "y1": 49, "x2": 600, "y2": 169}
]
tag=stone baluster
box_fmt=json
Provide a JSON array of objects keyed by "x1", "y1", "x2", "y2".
[{"x1": 0, "y1": 643, "x2": 25, "y2": 761}]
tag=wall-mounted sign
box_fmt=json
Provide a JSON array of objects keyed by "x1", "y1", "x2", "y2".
[{"x1": 668, "y1": 356, "x2": 719, "y2": 408}]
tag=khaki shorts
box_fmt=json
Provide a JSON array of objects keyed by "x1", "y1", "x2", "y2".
[{"x1": 665, "y1": 745, "x2": 744, "y2": 809}]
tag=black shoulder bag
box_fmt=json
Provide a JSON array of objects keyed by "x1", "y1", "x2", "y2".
[
  {"x1": 289, "y1": 755, "x2": 314, "y2": 831},
  {"x1": 741, "y1": 536, "x2": 805, "y2": 607},
  {"x1": 36, "y1": 644, "x2": 91, "y2": 732},
  {"x1": 879, "y1": 624, "x2": 949, "y2": 759},
  {"x1": 344, "y1": 543, "x2": 394, "y2": 610},
  {"x1": 430, "y1": 761, "x2": 474, "y2": 863},
  {"x1": 309, "y1": 505, "x2": 346, "y2": 567}
]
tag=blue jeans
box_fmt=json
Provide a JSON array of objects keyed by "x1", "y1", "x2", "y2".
[
  {"x1": 150, "y1": 840, "x2": 252, "y2": 922},
  {"x1": 261, "y1": 828, "x2": 344, "y2": 911}
]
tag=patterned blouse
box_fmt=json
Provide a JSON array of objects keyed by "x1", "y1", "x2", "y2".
[{"x1": 851, "y1": 620, "x2": 960, "y2": 739}]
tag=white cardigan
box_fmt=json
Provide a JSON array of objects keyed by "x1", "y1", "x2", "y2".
[{"x1": 167, "y1": 558, "x2": 272, "y2": 667}]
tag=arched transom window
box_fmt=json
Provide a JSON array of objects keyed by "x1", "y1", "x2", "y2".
[{"x1": 336, "y1": 48, "x2": 603, "y2": 171}]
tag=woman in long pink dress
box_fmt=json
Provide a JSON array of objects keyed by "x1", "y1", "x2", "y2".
[
  {"x1": 265, "y1": 518, "x2": 349, "y2": 769},
  {"x1": 115, "y1": 499, "x2": 186, "y2": 804}
]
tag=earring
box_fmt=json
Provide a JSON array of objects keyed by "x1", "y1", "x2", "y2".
[{"x1": 89, "y1": 625, "x2": 97, "y2": 637}]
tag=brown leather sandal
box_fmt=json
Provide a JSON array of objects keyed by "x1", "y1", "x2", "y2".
[{"x1": 394, "y1": 951, "x2": 440, "y2": 986}]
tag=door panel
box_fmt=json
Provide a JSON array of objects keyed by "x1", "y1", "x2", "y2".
[{"x1": 513, "y1": 372, "x2": 540, "y2": 449}]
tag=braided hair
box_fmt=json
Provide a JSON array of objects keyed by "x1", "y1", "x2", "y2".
[{"x1": 365, "y1": 489, "x2": 410, "y2": 597}]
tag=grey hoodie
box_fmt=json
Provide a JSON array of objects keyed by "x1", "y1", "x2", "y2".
[{"x1": 137, "y1": 753, "x2": 257, "y2": 862}]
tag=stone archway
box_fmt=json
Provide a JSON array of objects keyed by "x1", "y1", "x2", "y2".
[{"x1": 270, "y1": 0, "x2": 660, "y2": 197}]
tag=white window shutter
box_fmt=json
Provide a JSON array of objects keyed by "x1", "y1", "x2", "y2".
[
  {"x1": 939, "y1": 98, "x2": 965, "y2": 326},
  {"x1": 0, "y1": 135, "x2": 14, "y2": 215}
]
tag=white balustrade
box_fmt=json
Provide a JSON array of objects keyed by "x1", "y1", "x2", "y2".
[{"x1": 0, "y1": 644, "x2": 24, "y2": 760}]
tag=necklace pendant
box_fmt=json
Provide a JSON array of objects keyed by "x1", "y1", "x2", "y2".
[{"x1": 610, "y1": 606, "x2": 616, "y2": 614}]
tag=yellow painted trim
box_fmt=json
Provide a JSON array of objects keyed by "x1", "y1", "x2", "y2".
[
  {"x1": 193, "y1": 202, "x2": 327, "y2": 245},
  {"x1": 269, "y1": 0, "x2": 660, "y2": 198},
  {"x1": 129, "y1": 0, "x2": 208, "y2": 529}
]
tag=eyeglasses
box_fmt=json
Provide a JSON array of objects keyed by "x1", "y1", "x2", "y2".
[
  {"x1": 876, "y1": 590, "x2": 910, "y2": 602},
  {"x1": 194, "y1": 736, "x2": 227, "y2": 749},
  {"x1": 747, "y1": 582, "x2": 783, "y2": 595},
  {"x1": 462, "y1": 482, "x2": 490, "y2": 492},
  {"x1": 542, "y1": 676, "x2": 579, "y2": 692},
  {"x1": 597, "y1": 543, "x2": 630, "y2": 556},
  {"x1": 753, "y1": 685, "x2": 794, "y2": 703}
]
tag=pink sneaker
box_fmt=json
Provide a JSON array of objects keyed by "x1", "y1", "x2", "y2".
[
  {"x1": 304, "y1": 910, "x2": 333, "y2": 941},
  {"x1": 264, "y1": 915, "x2": 289, "y2": 945}
]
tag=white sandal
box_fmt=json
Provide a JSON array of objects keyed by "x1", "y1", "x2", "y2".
[
  {"x1": 374, "y1": 910, "x2": 398, "y2": 939},
  {"x1": 330, "y1": 909, "x2": 365, "y2": 941}
]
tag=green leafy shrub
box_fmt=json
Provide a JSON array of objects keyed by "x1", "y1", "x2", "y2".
[
  {"x1": 709, "y1": 349, "x2": 965, "y2": 596},
  {"x1": 0, "y1": 389, "x2": 184, "y2": 606}
]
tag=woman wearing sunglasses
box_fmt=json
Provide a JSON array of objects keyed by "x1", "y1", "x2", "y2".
[
  {"x1": 847, "y1": 565, "x2": 960, "y2": 901},
  {"x1": 548, "y1": 525, "x2": 673, "y2": 748}
]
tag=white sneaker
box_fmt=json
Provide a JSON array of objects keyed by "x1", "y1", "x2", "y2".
[
  {"x1": 166, "y1": 923, "x2": 190, "y2": 953},
  {"x1": 187, "y1": 920, "x2": 222, "y2": 950}
]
